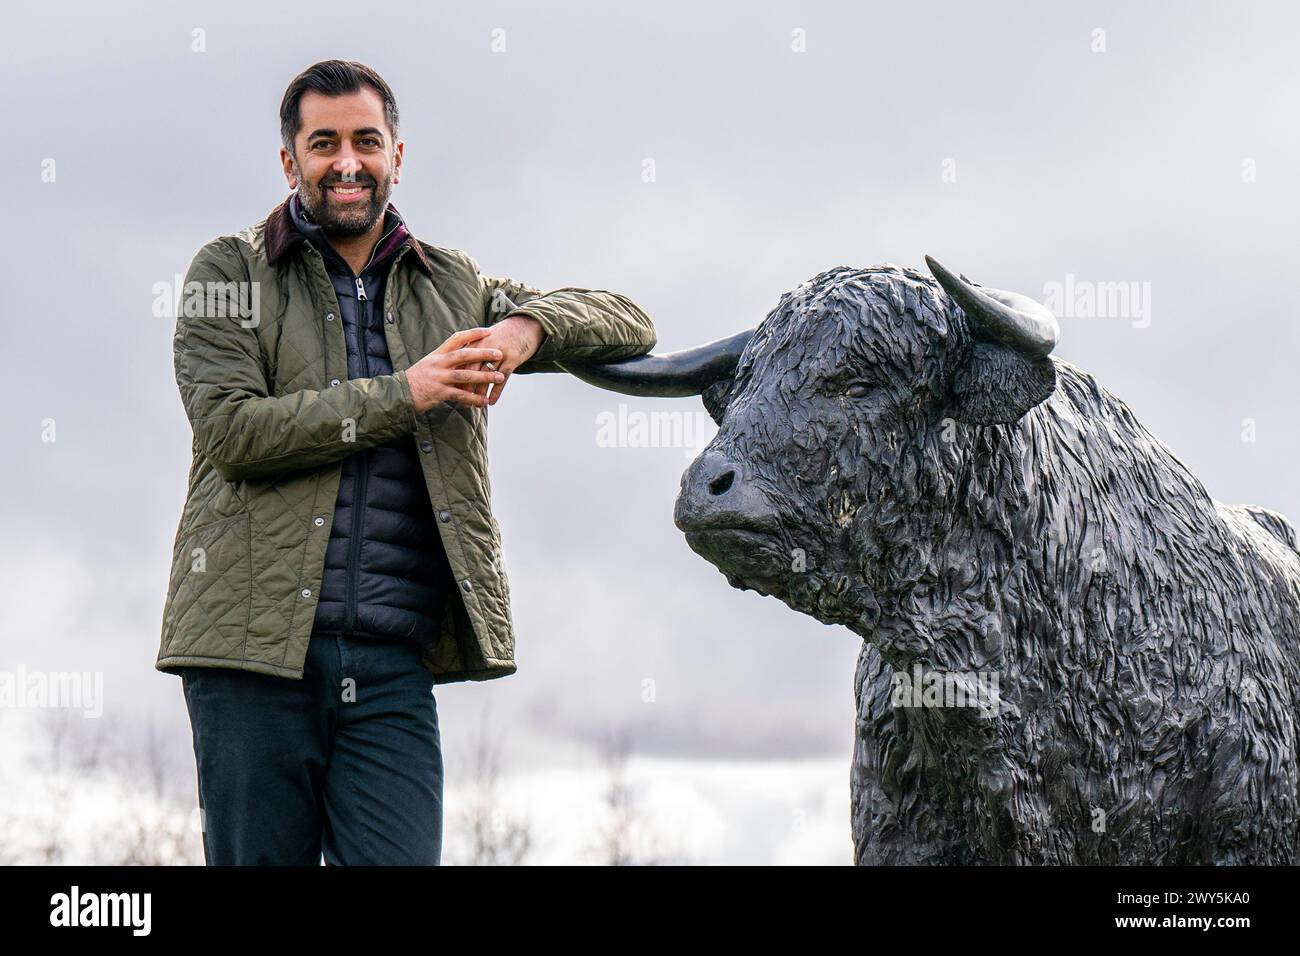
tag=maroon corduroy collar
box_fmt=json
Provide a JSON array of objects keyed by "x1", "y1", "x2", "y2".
[{"x1": 264, "y1": 193, "x2": 434, "y2": 277}]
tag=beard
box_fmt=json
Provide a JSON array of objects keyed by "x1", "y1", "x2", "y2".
[{"x1": 296, "y1": 162, "x2": 394, "y2": 237}]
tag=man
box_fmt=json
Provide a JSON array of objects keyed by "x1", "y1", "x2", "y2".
[{"x1": 156, "y1": 60, "x2": 657, "y2": 865}]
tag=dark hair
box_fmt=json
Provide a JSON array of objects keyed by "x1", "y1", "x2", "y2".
[{"x1": 279, "y1": 60, "x2": 399, "y2": 155}]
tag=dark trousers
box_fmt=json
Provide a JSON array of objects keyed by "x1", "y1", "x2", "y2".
[{"x1": 180, "y1": 632, "x2": 443, "y2": 865}]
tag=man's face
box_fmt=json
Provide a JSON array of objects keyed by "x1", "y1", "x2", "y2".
[{"x1": 279, "y1": 87, "x2": 403, "y2": 237}]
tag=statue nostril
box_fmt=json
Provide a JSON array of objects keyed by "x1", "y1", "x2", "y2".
[{"x1": 708, "y1": 470, "x2": 735, "y2": 496}]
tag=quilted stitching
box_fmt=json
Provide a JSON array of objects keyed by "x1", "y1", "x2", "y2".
[{"x1": 157, "y1": 201, "x2": 658, "y2": 683}]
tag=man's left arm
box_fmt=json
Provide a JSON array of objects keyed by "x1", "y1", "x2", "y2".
[{"x1": 474, "y1": 261, "x2": 657, "y2": 375}]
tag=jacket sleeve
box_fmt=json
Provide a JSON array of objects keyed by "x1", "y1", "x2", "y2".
[
  {"x1": 472, "y1": 255, "x2": 657, "y2": 375},
  {"x1": 174, "y1": 238, "x2": 420, "y2": 483}
]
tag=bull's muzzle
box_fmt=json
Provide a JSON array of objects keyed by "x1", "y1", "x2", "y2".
[{"x1": 673, "y1": 448, "x2": 780, "y2": 537}]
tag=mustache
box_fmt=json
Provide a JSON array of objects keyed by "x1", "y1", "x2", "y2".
[{"x1": 320, "y1": 177, "x2": 378, "y2": 188}]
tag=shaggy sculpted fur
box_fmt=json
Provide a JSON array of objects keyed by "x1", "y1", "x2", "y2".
[{"x1": 674, "y1": 264, "x2": 1300, "y2": 864}]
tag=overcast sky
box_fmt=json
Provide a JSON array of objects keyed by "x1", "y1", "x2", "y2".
[{"x1": 3, "y1": 0, "x2": 1299, "y2": 864}]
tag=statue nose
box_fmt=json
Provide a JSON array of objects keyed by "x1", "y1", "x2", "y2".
[
  {"x1": 674, "y1": 449, "x2": 776, "y2": 533},
  {"x1": 705, "y1": 462, "x2": 737, "y2": 497},
  {"x1": 678, "y1": 449, "x2": 739, "y2": 496}
]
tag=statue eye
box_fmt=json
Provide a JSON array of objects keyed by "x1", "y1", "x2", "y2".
[{"x1": 845, "y1": 382, "x2": 876, "y2": 398}]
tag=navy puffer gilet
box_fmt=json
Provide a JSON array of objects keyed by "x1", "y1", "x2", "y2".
[{"x1": 292, "y1": 193, "x2": 451, "y2": 653}]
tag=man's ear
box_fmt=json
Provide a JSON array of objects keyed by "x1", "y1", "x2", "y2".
[
  {"x1": 280, "y1": 146, "x2": 298, "y2": 190},
  {"x1": 947, "y1": 340, "x2": 1057, "y2": 426}
]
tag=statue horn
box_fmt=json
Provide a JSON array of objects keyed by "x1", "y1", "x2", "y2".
[
  {"x1": 557, "y1": 329, "x2": 754, "y2": 397},
  {"x1": 925, "y1": 255, "x2": 1059, "y2": 359}
]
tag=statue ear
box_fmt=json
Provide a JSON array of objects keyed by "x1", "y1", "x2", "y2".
[
  {"x1": 923, "y1": 255, "x2": 1060, "y2": 426},
  {"x1": 702, "y1": 376, "x2": 736, "y2": 426},
  {"x1": 948, "y1": 340, "x2": 1056, "y2": 425}
]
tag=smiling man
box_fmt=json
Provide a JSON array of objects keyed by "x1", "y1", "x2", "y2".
[{"x1": 156, "y1": 60, "x2": 657, "y2": 865}]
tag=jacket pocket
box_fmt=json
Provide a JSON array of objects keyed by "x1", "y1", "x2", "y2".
[{"x1": 164, "y1": 512, "x2": 252, "y2": 641}]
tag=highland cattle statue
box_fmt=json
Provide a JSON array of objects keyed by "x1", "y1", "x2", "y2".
[{"x1": 561, "y1": 256, "x2": 1300, "y2": 864}]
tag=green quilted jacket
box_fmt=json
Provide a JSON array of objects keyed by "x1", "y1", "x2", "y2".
[{"x1": 156, "y1": 196, "x2": 656, "y2": 683}]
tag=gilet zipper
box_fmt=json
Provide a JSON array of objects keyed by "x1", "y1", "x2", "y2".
[
  {"x1": 343, "y1": 276, "x2": 373, "y2": 634},
  {"x1": 339, "y1": 223, "x2": 399, "y2": 633}
]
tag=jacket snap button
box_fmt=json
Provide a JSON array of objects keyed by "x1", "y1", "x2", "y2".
[
  {"x1": 325, "y1": 312, "x2": 335, "y2": 322},
  {"x1": 314, "y1": 517, "x2": 325, "y2": 526},
  {"x1": 386, "y1": 312, "x2": 395, "y2": 324},
  {"x1": 300, "y1": 588, "x2": 312, "y2": 598},
  {"x1": 461, "y1": 579, "x2": 473, "y2": 592},
  {"x1": 329, "y1": 379, "x2": 340, "y2": 387},
  {"x1": 438, "y1": 510, "x2": 451, "y2": 523},
  {"x1": 420, "y1": 440, "x2": 433, "y2": 453}
]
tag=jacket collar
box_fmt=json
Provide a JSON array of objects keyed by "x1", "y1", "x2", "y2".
[{"x1": 264, "y1": 192, "x2": 435, "y2": 278}]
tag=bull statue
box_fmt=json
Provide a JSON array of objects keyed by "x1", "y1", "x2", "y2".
[{"x1": 561, "y1": 257, "x2": 1300, "y2": 864}]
